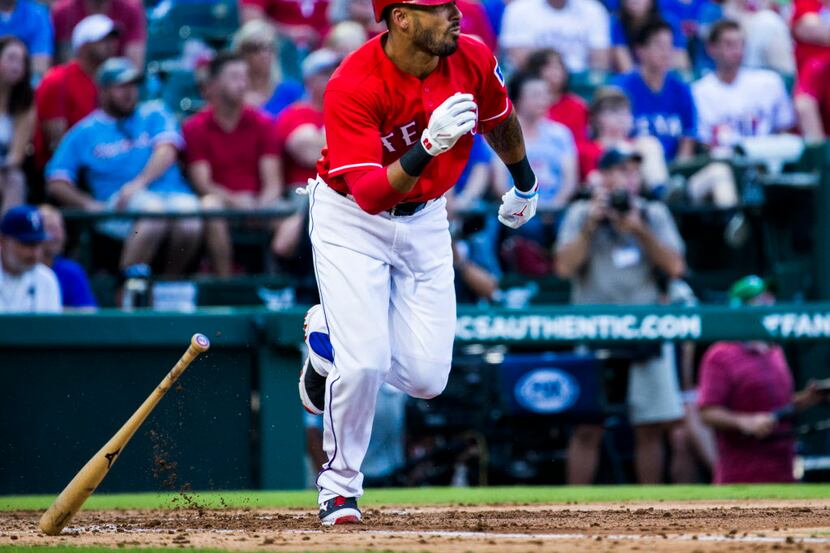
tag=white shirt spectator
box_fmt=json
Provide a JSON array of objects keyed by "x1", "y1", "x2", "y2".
[
  {"x1": 0, "y1": 261, "x2": 62, "y2": 313},
  {"x1": 692, "y1": 68, "x2": 795, "y2": 148},
  {"x1": 499, "y1": 0, "x2": 610, "y2": 73}
]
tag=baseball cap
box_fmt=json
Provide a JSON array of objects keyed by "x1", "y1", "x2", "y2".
[
  {"x1": 96, "y1": 57, "x2": 143, "y2": 87},
  {"x1": 301, "y1": 48, "x2": 341, "y2": 79},
  {"x1": 598, "y1": 147, "x2": 643, "y2": 170},
  {"x1": 72, "y1": 14, "x2": 118, "y2": 52},
  {"x1": 372, "y1": 0, "x2": 454, "y2": 22},
  {"x1": 0, "y1": 205, "x2": 48, "y2": 244},
  {"x1": 728, "y1": 275, "x2": 768, "y2": 306}
]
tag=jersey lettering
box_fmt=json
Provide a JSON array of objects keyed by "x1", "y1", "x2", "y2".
[{"x1": 400, "y1": 121, "x2": 418, "y2": 146}]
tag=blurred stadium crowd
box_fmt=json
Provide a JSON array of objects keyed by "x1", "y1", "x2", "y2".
[{"x1": 1, "y1": 0, "x2": 829, "y2": 486}]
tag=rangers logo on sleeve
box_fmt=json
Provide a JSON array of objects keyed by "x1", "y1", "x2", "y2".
[{"x1": 493, "y1": 58, "x2": 505, "y2": 87}]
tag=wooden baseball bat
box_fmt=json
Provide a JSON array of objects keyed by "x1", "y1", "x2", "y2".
[{"x1": 39, "y1": 333, "x2": 211, "y2": 536}]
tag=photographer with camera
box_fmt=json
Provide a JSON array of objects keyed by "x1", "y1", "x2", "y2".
[{"x1": 555, "y1": 147, "x2": 686, "y2": 484}]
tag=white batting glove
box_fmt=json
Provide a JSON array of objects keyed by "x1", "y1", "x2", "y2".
[
  {"x1": 421, "y1": 93, "x2": 478, "y2": 156},
  {"x1": 498, "y1": 181, "x2": 539, "y2": 229}
]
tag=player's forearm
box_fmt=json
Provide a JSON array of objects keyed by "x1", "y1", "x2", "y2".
[
  {"x1": 258, "y1": 156, "x2": 284, "y2": 205},
  {"x1": 795, "y1": 95, "x2": 826, "y2": 142},
  {"x1": 700, "y1": 405, "x2": 776, "y2": 437},
  {"x1": 555, "y1": 233, "x2": 591, "y2": 278},
  {"x1": 485, "y1": 110, "x2": 524, "y2": 164},
  {"x1": 485, "y1": 111, "x2": 536, "y2": 192},
  {"x1": 699, "y1": 405, "x2": 744, "y2": 432},
  {"x1": 347, "y1": 137, "x2": 436, "y2": 214},
  {"x1": 31, "y1": 54, "x2": 51, "y2": 80},
  {"x1": 135, "y1": 143, "x2": 178, "y2": 188},
  {"x1": 8, "y1": 108, "x2": 35, "y2": 167},
  {"x1": 676, "y1": 137, "x2": 696, "y2": 160},
  {"x1": 48, "y1": 179, "x2": 100, "y2": 210},
  {"x1": 794, "y1": 18, "x2": 830, "y2": 46},
  {"x1": 344, "y1": 164, "x2": 409, "y2": 214},
  {"x1": 632, "y1": 226, "x2": 686, "y2": 278}
]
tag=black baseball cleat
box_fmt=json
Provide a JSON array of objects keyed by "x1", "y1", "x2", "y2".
[
  {"x1": 319, "y1": 496, "x2": 362, "y2": 525},
  {"x1": 299, "y1": 357, "x2": 326, "y2": 415}
]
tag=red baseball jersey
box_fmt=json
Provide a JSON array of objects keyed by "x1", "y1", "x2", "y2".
[{"x1": 316, "y1": 33, "x2": 512, "y2": 203}]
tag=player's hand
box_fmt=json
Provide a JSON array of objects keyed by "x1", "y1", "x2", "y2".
[
  {"x1": 421, "y1": 93, "x2": 477, "y2": 156},
  {"x1": 498, "y1": 180, "x2": 538, "y2": 229},
  {"x1": 737, "y1": 413, "x2": 776, "y2": 439},
  {"x1": 608, "y1": 205, "x2": 646, "y2": 236},
  {"x1": 114, "y1": 179, "x2": 146, "y2": 211}
]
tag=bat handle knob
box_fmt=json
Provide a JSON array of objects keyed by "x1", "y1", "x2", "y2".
[{"x1": 191, "y1": 333, "x2": 211, "y2": 353}]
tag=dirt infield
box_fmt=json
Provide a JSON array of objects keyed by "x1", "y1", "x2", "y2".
[{"x1": 3, "y1": 500, "x2": 830, "y2": 552}]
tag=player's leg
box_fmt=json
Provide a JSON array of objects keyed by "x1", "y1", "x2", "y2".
[
  {"x1": 164, "y1": 193, "x2": 203, "y2": 275},
  {"x1": 566, "y1": 423, "x2": 604, "y2": 485},
  {"x1": 628, "y1": 343, "x2": 684, "y2": 484},
  {"x1": 385, "y1": 200, "x2": 456, "y2": 399},
  {"x1": 119, "y1": 191, "x2": 170, "y2": 269},
  {"x1": 200, "y1": 194, "x2": 233, "y2": 277},
  {"x1": 305, "y1": 179, "x2": 396, "y2": 522}
]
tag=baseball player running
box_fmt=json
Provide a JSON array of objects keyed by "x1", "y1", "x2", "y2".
[{"x1": 299, "y1": 0, "x2": 538, "y2": 525}]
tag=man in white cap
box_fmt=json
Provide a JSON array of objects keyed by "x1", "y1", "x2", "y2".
[
  {"x1": 34, "y1": 13, "x2": 118, "y2": 169},
  {"x1": 52, "y1": 0, "x2": 146, "y2": 68}
]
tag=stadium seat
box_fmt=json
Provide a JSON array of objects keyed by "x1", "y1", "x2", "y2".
[
  {"x1": 146, "y1": 0, "x2": 240, "y2": 63},
  {"x1": 160, "y1": 69, "x2": 204, "y2": 118}
]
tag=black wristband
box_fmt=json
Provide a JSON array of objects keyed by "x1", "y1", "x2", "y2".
[
  {"x1": 399, "y1": 140, "x2": 433, "y2": 177},
  {"x1": 507, "y1": 155, "x2": 536, "y2": 192}
]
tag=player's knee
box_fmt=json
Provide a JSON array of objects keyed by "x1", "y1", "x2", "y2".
[
  {"x1": 175, "y1": 218, "x2": 203, "y2": 239},
  {"x1": 572, "y1": 424, "x2": 604, "y2": 447},
  {"x1": 349, "y1": 365, "x2": 388, "y2": 388},
  {"x1": 407, "y1": 360, "x2": 451, "y2": 399},
  {"x1": 134, "y1": 218, "x2": 168, "y2": 237}
]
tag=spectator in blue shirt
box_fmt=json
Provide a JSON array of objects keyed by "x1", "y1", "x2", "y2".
[
  {"x1": 0, "y1": 0, "x2": 53, "y2": 78},
  {"x1": 610, "y1": 0, "x2": 689, "y2": 73},
  {"x1": 604, "y1": 0, "x2": 704, "y2": 36},
  {"x1": 39, "y1": 204, "x2": 97, "y2": 309},
  {"x1": 46, "y1": 58, "x2": 203, "y2": 276},
  {"x1": 614, "y1": 20, "x2": 697, "y2": 161}
]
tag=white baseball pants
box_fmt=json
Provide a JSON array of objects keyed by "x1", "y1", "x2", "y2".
[{"x1": 307, "y1": 177, "x2": 456, "y2": 503}]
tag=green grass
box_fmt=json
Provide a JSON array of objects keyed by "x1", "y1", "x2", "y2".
[{"x1": 3, "y1": 484, "x2": 830, "y2": 511}]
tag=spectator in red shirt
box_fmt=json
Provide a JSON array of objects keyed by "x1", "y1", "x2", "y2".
[
  {"x1": 241, "y1": 0, "x2": 330, "y2": 49},
  {"x1": 523, "y1": 49, "x2": 589, "y2": 144},
  {"x1": 271, "y1": 48, "x2": 339, "y2": 260},
  {"x1": 794, "y1": 54, "x2": 830, "y2": 143},
  {"x1": 34, "y1": 14, "x2": 117, "y2": 169},
  {"x1": 52, "y1": 0, "x2": 147, "y2": 68},
  {"x1": 698, "y1": 276, "x2": 828, "y2": 484},
  {"x1": 791, "y1": 0, "x2": 830, "y2": 72},
  {"x1": 183, "y1": 52, "x2": 283, "y2": 277}
]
